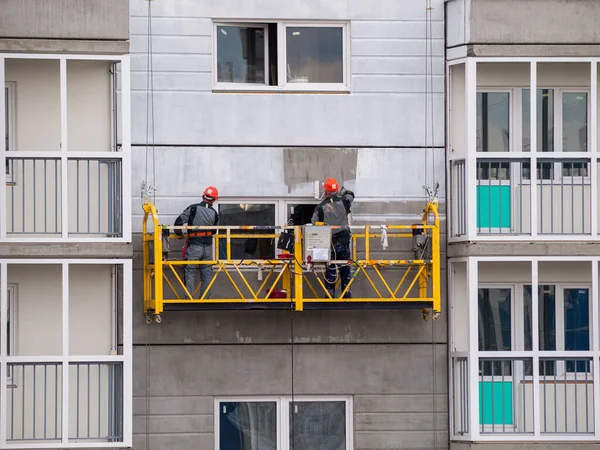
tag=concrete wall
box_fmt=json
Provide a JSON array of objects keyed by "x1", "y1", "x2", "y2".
[
  {"x1": 0, "y1": 0, "x2": 129, "y2": 41},
  {"x1": 446, "y1": 0, "x2": 600, "y2": 47}
]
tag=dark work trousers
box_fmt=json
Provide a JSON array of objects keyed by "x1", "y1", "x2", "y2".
[
  {"x1": 325, "y1": 236, "x2": 352, "y2": 299},
  {"x1": 184, "y1": 244, "x2": 213, "y2": 299}
]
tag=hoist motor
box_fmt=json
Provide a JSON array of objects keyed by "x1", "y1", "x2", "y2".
[{"x1": 412, "y1": 226, "x2": 431, "y2": 260}]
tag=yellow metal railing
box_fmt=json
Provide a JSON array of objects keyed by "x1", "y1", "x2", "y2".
[{"x1": 142, "y1": 199, "x2": 441, "y2": 323}]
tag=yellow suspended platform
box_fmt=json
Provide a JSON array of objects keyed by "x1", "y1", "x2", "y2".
[{"x1": 142, "y1": 199, "x2": 441, "y2": 323}]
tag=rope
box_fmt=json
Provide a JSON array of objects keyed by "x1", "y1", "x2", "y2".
[
  {"x1": 144, "y1": 3, "x2": 155, "y2": 450},
  {"x1": 425, "y1": 2, "x2": 438, "y2": 448},
  {"x1": 289, "y1": 306, "x2": 296, "y2": 450},
  {"x1": 144, "y1": 0, "x2": 156, "y2": 203},
  {"x1": 145, "y1": 319, "x2": 150, "y2": 450}
]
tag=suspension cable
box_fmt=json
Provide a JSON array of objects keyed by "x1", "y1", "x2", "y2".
[
  {"x1": 425, "y1": 1, "x2": 439, "y2": 448},
  {"x1": 144, "y1": 0, "x2": 156, "y2": 204}
]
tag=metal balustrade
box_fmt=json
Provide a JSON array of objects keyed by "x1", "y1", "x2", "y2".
[
  {"x1": 451, "y1": 157, "x2": 594, "y2": 237},
  {"x1": 6, "y1": 362, "x2": 123, "y2": 443},
  {"x1": 6, "y1": 157, "x2": 123, "y2": 237}
]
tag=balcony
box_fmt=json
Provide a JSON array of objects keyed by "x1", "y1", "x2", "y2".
[
  {"x1": 448, "y1": 59, "x2": 600, "y2": 241},
  {"x1": 0, "y1": 260, "x2": 132, "y2": 448},
  {"x1": 1, "y1": 54, "x2": 131, "y2": 242},
  {"x1": 449, "y1": 258, "x2": 600, "y2": 442}
]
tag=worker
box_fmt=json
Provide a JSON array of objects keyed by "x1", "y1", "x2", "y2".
[
  {"x1": 174, "y1": 186, "x2": 219, "y2": 299},
  {"x1": 311, "y1": 178, "x2": 355, "y2": 298}
]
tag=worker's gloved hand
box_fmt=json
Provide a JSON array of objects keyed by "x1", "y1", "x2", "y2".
[{"x1": 173, "y1": 228, "x2": 182, "y2": 237}]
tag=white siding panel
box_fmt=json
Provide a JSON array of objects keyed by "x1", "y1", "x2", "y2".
[
  {"x1": 352, "y1": 74, "x2": 444, "y2": 94},
  {"x1": 130, "y1": 0, "x2": 445, "y2": 21},
  {"x1": 352, "y1": 38, "x2": 445, "y2": 57},
  {"x1": 130, "y1": 92, "x2": 444, "y2": 147},
  {"x1": 130, "y1": 16, "x2": 212, "y2": 36},
  {"x1": 446, "y1": 0, "x2": 467, "y2": 47},
  {"x1": 130, "y1": 35, "x2": 212, "y2": 55},
  {"x1": 352, "y1": 20, "x2": 444, "y2": 39},
  {"x1": 131, "y1": 53, "x2": 212, "y2": 73},
  {"x1": 130, "y1": 72, "x2": 212, "y2": 92},
  {"x1": 352, "y1": 56, "x2": 444, "y2": 75}
]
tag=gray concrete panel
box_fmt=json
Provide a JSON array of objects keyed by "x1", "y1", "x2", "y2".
[
  {"x1": 448, "y1": 242, "x2": 600, "y2": 258},
  {"x1": 0, "y1": 0, "x2": 129, "y2": 40},
  {"x1": 0, "y1": 38, "x2": 129, "y2": 54},
  {"x1": 133, "y1": 396, "x2": 213, "y2": 416},
  {"x1": 356, "y1": 430, "x2": 448, "y2": 449},
  {"x1": 356, "y1": 412, "x2": 448, "y2": 431},
  {"x1": 354, "y1": 394, "x2": 448, "y2": 413},
  {"x1": 0, "y1": 242, "x2": 133, "y2": 258},
  {"x1": 469, "y1": 0, "x2": 600, "y2": 45},
  {"x1": 133, "y1": 343, "x2": 447, "y2": 397},
  {"x1": 133, "y1": 414, "x2": 213, "y2": 434},
  {"x1": 468, "y1": 44, "x2": 600, "y2": 58},
  {"x1": 450, "y1": 444, "x2": 600, "y2": 450},
  {"x1": 133, "y1": 433, "x2": 213, "y2": 450}
]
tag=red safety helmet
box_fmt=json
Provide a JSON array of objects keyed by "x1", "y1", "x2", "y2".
[
  {"x1": 203, "y1": 186, "x2": 219, "y2": 202},
  {"x1": 323, "y1": 178, "x2": 339, "y2": 194}
]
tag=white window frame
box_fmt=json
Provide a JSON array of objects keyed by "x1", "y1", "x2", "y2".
[
  {"x1": 280, "y1": 22, "x2": 350, "y2": 92},
  {"x1": 213, "y1": 22, "x2": 271, "y2": 89},
  {"x1": 5, "y1": 285, "x2": 15, "y2": 381},
  {"x1": 4, "y1": 82, "x2": 15, "y2": 184},
  {"x1": 212, "y1": 21, "x2": 350, "y2": 92},
  {"x1": 214, "y1": 396, "x2": 353, "y2": 450}
]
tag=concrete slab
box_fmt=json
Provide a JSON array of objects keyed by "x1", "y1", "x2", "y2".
[
  {"x1": 0, "y1": 242, "x2": 133, "y2": 258},
  {"x1": 0, "y1": 38, "x2": 130, "y2": 54},
  {"x1": 448, "y1": 242, "x2": 600, "y2": 258}
]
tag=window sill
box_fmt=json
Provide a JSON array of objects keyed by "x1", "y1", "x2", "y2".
[{"x1": 213, "y1": 84, "x2": 350, "y2": 94}]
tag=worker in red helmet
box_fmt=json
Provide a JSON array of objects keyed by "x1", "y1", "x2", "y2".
[
  {"x1": 174, "y1": 186, "x2": 220, "y2": 299},
  {"x1": 311, "y1": 178, "x2": 355, "y2": 299}
]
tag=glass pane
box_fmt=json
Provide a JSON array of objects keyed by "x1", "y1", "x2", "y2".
[
  {"x1": 478, "y1": 288, "x2": 512, "y2": 351},
  {"x1": 522, "y1": 89, "x2": 554, "y2": 152},
  {"x1": 217, "y1": 26, "x2": 266, "y2": 84},
  {"x1": 477, "y1": 93, "x2": 510, "y2": 152},
  {"x1": 218, "y1": 204, "x2": 276, "y2": 259},
  {"x1": 219, "y1": 402, "x2": 277, "y2": 450},
  {"x1": 286, "y1": 27, "x2": 343, "y2": 83},
  {"x1": 523, "y1": 285, "x2": 556, "y2": 376},
  {"x1": 562, "y1": 93, "x2": 588, "y2": 152},
  {"x1": 564, "y1": 288, "x2": 590, "y2": 372},
  {"x1": 290, "y1": 401, "x2": 346, "y2": 450}
]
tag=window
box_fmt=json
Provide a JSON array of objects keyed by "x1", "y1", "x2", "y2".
[
  {"x1": 522, "y1": 285, "x2": 590, "y2": 373},
  {"x1": 478, "y1": 287, "x2": 512, "y2": 376},
  {"x1": 217, "y1": 203, "x2": 276, "y2": 260},
  {"x1": 477, "y1": 92, "x2": 510, "y2": 153},
  {"x1": 5, "y1": 83, "x2": 15, "y2": 183},
  {"x1": 213, "y1": 22, "x2": 348, "y2": 91},
  {"x1": 216, "y1": 24, "x2": 271, "y2": 85},
  {"x1": 216, "y1": 397, "x2": 352, "y2": 450},
  {"x1": 285, "y1": 27, "x2": 344, "y2": 84}
]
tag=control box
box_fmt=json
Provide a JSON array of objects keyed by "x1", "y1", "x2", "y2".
[{"x1": 302, "y1": 225, "x2": 332, "y2": 263}]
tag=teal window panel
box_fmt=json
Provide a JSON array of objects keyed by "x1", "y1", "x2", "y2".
[
  {"x1": 479, "y1": 381, "x2": 514, "y2": 425},
  {"x1": 476, "y1": 185, "x2": 511, "y2": 229}
]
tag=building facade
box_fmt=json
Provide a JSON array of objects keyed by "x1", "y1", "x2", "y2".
[
  {"x1": 6, "y1": 0, "x2": 600, "y2": 450},
  {"x1": 130, "y1": 0, "x2": 446, "y2": 450},
  {"x1": 446, "y1": 0, "x2": 600, "y2": 448},
  {"x1": 0, "y1": 0, "x2": 133, "y2": 448}
]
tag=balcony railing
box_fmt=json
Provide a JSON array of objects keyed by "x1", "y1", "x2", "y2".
[
  {"x1": 5, "y1": 157, "x2": 123, "y2": 238},
  {"x1": 450, "y1": 156, "x2": 595, "y2": 239},
  {"x1": 6, "y1": 362, "x2": 124, "y2": 443},
  {"x1": 451, "y1": 355, "x2": 596, "y2": 439}
]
